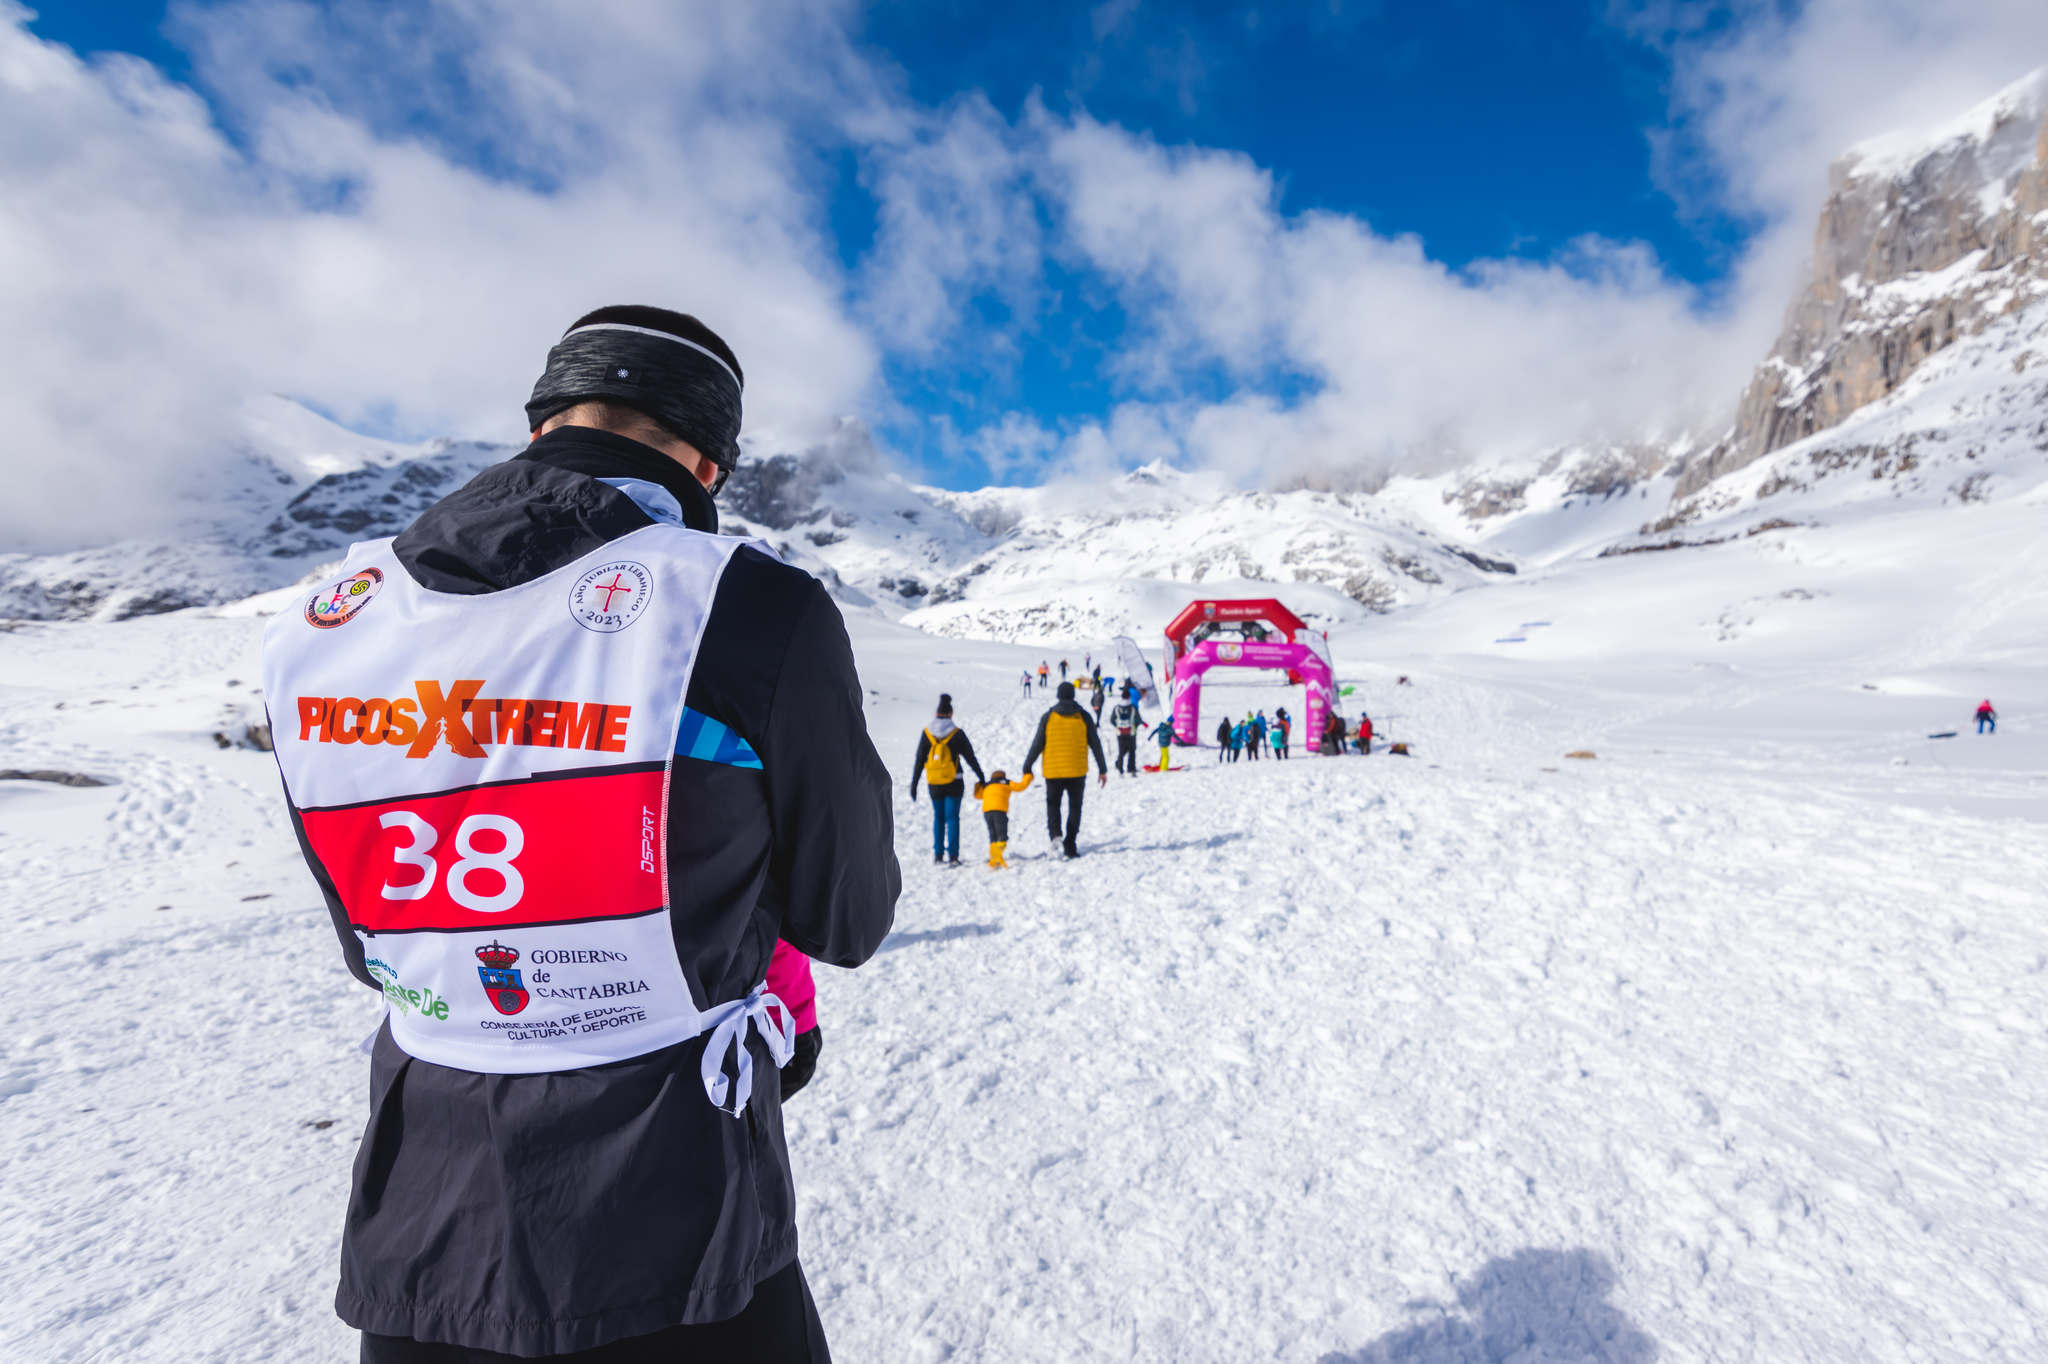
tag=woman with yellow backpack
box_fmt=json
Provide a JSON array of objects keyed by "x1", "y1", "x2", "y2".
[{"x1": 910, "y1": 693, "x2": 986, "y2": 866}]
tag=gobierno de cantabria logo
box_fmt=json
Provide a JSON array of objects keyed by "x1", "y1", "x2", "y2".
[
  {"x1": 475, "y1": 941, "x2": 530, "y2": 1015},
  {"x1": 306, "y1": 568, "x2": 384, "y2": 629},
  {"x1": 569, "y1": 560, "x2": 653, "y2": 633}
]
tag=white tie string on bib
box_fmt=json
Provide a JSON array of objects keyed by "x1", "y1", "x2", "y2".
[{"x1": 700, "y1": 986, "x2": 796, "y2": 1116}]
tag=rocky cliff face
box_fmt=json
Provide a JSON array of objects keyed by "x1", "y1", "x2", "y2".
[{"x1": 1676, "y1": 70, "x2": 2048, "y2": 499}]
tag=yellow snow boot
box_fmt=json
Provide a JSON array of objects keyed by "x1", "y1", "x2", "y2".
[{"x1": 989, "y1": 841, "x2": 1008, "y2": 869}]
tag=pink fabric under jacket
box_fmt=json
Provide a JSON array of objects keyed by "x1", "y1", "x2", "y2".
[{"x1": 765, "y1": 940, "x2": 818, "y2": 1033}]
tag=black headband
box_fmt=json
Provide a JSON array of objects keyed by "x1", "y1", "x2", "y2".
[{"x1": 525, "y1": 322, "x2": 744, "y2": 487}]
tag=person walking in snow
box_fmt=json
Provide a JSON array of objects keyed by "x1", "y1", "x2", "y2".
[
  {"x1": 911, "y1": 693, "x2": 986, "y2": 866},
  {"x1": 1110, "y1": 693, "x2": 1144, "y2": 775},
  {"x1": 1092, "y1": 662, "x2": 1103, "y2": 691},
  {"x1": 1320, "y1": 710, "x2": 1346, "y2": 755},
  {"x1": 1022, "y1": 681, "x2": 1108, "y2": 858},
  {"x1": 1977, "y1": 699, "x2": 1998, "y2": 734},
  {"x1": 1215, "y1": 716, "x2": 1233, "y2": 763},
  {"x1": 1355, "y1": 712, "x2": 1374, "y2": 755},
  {"x1": 1150, "y1": 718, "x2": 1177, "y2": 771},
  {"x1": 1091, "y1": 680, "x2": 1107, "y2": 722},
  {"x1": 1021, "y1": 670, "x2": 1034, "y2": 697},
  {"x1": 1059, "y1": 659, "x2": 1069, "y2": 680},
  {"x1": 261, "y1": 304, "x2": 898, "y2": 1362},
  {"x1": 1272, "y1": 712, "x2": 1290, "y2": 760},
  {"x1": 973, "y1": 769, "x2": 1032, "y2": 868}
]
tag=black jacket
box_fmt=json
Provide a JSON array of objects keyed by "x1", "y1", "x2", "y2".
[
  {"x1": 311, "y1": 426, "x2": 899, "y2": 1354},
  {"x1": 910, "y1": 724, "x2": 985, "y2": 799}
]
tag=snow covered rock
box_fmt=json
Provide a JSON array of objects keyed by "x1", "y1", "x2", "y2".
[{"x1": 1680, "y1": 68, "x2": 2048, "y2": 498}]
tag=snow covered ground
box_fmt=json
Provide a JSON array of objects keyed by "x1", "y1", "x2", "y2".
[{"x1": 2, "y1": 485, "x2": 2046, "y2": 1362}]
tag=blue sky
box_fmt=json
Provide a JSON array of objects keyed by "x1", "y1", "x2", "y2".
[
  {"x1": 5, "y1": 0, "x2": 2044, "y2": 545},
  {"x1": 19, "y1": 1, "x2": 1754, "y2": 481}
]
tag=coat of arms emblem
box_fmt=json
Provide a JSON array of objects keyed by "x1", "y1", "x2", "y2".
[{"x1": 475, "y1": 941, "x2": 530, "y2": 1015}]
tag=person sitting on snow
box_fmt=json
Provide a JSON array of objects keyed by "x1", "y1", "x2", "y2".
[
  {"x1": 973, "y1": 770, "x2": 1033, "y2": 868},
  {"x1": 1977, "y1": 699, "x2": 1998, "y2": 734}
]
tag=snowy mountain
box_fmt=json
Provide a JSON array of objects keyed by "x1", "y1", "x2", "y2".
[
  {"x1": 6, "y1": 71, "x2": 2048, "y2": 650},
  {"x1": 1678, "y1": 68, "x2": 2048, "y2": 499}
]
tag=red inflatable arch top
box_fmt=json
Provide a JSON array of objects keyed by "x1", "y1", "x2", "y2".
[{"x1": 1163, "y1": 598, "x2": 1309, "y2": 680}]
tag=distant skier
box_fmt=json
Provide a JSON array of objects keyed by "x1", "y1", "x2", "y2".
[
  {"x1": 1149, "y1": 718, "x2": 1176, "y2": 771},
  {"x1": 1022, "y1": 681, "x2": 1109, "y2": 858},
  {"x1": 1038, "y1": 661, "x2": 1049, "y2": 689},
  {"x1": 1059, "y1": 659, "x2": 1069, "y2": 680},
  {"x1": 973, "y1": 769, "x2": 1032, "y2": 868},
  {"x1": 1111, "y1": 694, "x2": 1144, "y2": 775},
  {"x1": 911, "y1": 694, "x2": 986, "y2": 866},
  {"x1": 1977, "y1": 699, "x2": 1998, "y2": 734},
  {"x1": 1021, "y1": 669, "x2": 1034, "y2": 697},
  {"x1": 1215, "y1": 716, "x2": 1233, "y2": 762}
]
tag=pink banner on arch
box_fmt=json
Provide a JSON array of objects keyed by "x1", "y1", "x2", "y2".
[{"x1": 1169, "y1": 639, "x2": 1333, "y2": 750}]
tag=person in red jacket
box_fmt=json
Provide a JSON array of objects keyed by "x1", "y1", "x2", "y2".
[
  {"x1": 1976, "y1": 699, "x2": 1998, "y2": 734},
  {"x1": 766, "y1": 941, "x2": 821, "y2": 1097},
  {"x1": 1356, "y1": 713, "x2": 1374, "y2": 755}
]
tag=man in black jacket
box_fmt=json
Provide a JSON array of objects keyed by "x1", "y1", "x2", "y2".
[
  {"x1": 1109, "y1": 694, "x2": 1144, "y2": 776},
  {"x1": 264, "y1": 306, "x2": 899, "y2": 1363},
  {"x1": 1021, "y1": 682, "x2": 1109, "y2": 858}
]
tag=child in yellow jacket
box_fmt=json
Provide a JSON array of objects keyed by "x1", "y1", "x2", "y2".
[{"x1": 972, "y1": 770, "x2": 1033, "y2": 868}]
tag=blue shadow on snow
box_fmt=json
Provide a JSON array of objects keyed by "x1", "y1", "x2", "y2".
[
  {"x1": 876, "y1": 923, "x2": 1002, "y2": 953},
  {"x1": 1318, "y1": 1248, "x2": 1656, "y2": 1364}
]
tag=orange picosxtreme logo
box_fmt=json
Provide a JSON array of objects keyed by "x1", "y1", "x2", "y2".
[{"x1": 296, "y1": 680, "x2": 631, "y2": 758}]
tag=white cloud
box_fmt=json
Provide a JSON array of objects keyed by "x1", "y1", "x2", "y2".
[
  {"x1": 1032, "y1": 111, "x2": 1756, "y2": 483},
  {"x1": 857, "y1": 94, "x2": 1043, "y2": 356},
  {"x1": 5, "y1": 0, "x2": 2047, "y2": 553},
  {"x1": 0, "y1": 0, "x2": 880, "y2": 550}
]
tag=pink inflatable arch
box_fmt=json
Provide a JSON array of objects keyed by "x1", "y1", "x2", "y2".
[{"x1": 1169, "y1": 638, "x2": 1333, "y2": 752}]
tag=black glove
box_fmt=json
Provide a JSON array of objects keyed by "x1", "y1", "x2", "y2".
[{"x1": 780, "y1": 1026, "x2": 822, "y2": 1101}]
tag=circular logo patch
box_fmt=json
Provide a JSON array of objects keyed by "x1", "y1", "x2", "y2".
[
  {"x1": 306, "y1": 568, "x2": 384, "y2": 630},
  {"x1": 569, "y1": 561, "x2": 653, "y2": 633},
  {"x1": 1216, "y1": 642, "x2": 1243, "y2": 662}
]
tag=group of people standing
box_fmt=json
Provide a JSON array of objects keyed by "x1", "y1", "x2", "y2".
[
  {"x1": 1209, "y1": 705, "x2": 1378, "y2": 759},
  {"x1": 1320, "y1": 709, "x2": 1374, "y2": 755},
  {"x1": 1214, "y1": 709, "x2": 1290, "y2": 761}
]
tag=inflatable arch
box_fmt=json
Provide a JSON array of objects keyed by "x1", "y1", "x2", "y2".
[{"x1": 1164, "y1": 599, "x2": 1334, "y2": 749}]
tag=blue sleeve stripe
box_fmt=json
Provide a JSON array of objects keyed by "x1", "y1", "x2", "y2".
[{"x1": 672, "y1": 707, "x2": 763, "y2": 769}]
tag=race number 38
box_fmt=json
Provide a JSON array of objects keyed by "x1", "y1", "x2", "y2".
[
  {"x1": 379, "y1": 811, "x2": 525, "y2": 913},
  {"x1": 300, "y1": 769, "x2": 666, "y2": 932}
]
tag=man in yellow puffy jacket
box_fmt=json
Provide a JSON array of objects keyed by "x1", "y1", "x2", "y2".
[
  {"x1": 1021, "y1": 681, "x2": 1109, "y2": 859},
  {"x1": 973, "y1": 770, "x2": 1033, "y2": 867}
]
